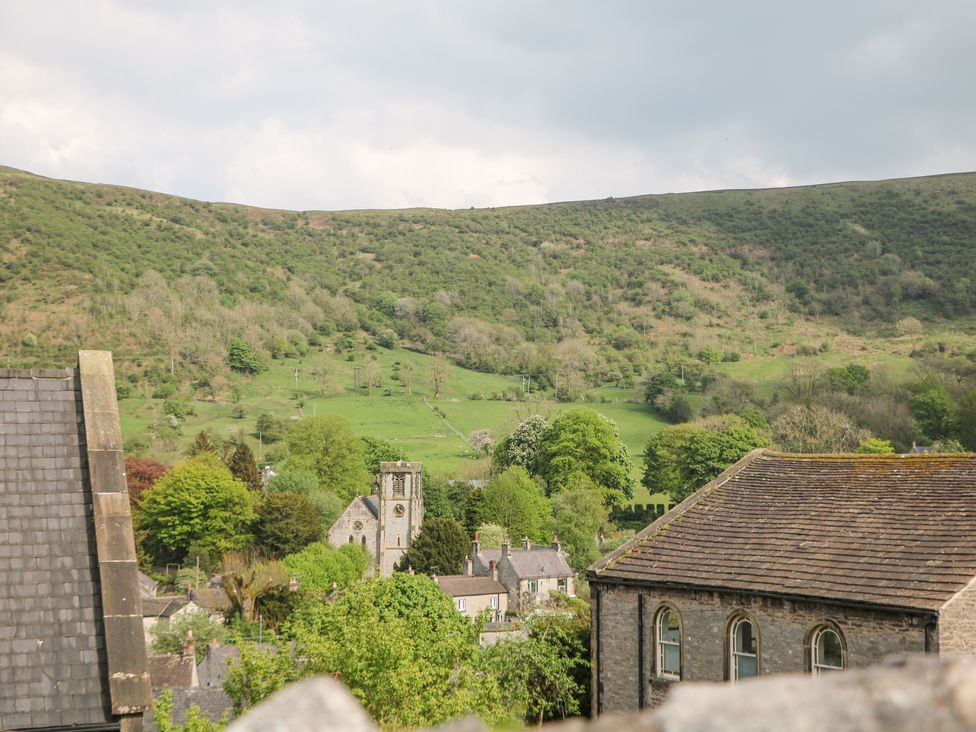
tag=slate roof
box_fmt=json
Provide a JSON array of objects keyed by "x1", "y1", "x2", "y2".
[
  {"x1": 0, "y1": 359, "x2": 150, "y2": 731},
  {"x1": 144, "y1": 688, "x2": 233, "y2": 732},
  {"x1": 139, "y1": 571, "x2": 160, "y2": 598},
  {"x1": 478, "y1": 547, "x2": 574, "y2": 579},
  {"x1": 362, "y1": 494, "x2": 379, "y2": 518},
  {"x1": 147, "y1": 654, "x2": 196, "y2": 689},
  {"x1": 435, "y1": 575, "x2": 508, "y2": 597},
  {"x1": 590, "y1": 450, "x2": 976, "y2": 612},
  {"x1": 143, "y1": 596, "x2": 191, "y2": 618},
  {"x1": 189, "y1": 587, "x2": 232, "y2": 613}
]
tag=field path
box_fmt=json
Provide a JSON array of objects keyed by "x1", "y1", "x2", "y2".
[{"x1": 423, "y1": 397, "x2": 474, "y2": 450}]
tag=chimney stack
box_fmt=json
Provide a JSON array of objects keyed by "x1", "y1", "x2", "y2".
[
  {"x1": 182, "y1": 629, "x2": 195, "y2": 661},
  {"x1": 552, "y1": 536, "x2": 562, "y2": 553},
  {"x1": 471, "y1": 532, "x2": 480, "y2": 559},
  {"x1": 288, "y1": 576, "x2": 299, "y2": 591},
  {"x1": 501, "y1": 541, "x2": 510, "y2": 557},
  {"x1": 489, "y1": 560, "x2": 498, "y2": 581},
  {"x1": 463, "y1": 557, "x2": 473, "y2": 576},
  {"x1": 522, "y1": 536, "x2": 531, "y2": 551}
]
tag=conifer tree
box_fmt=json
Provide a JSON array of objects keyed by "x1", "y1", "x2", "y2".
[
  {"x1": 187, "y1": 430, "x2": 216, "y2": 457},
  {"x1": 228, "y1": 441, "x2": 263, "y2": 491}
]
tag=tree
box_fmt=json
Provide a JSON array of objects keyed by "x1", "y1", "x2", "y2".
[
  {"x1": 954, "y1": 391, "x2": 976, "y2": 451},
  {"x1": 254, "y1": 492, "x2": 322, "y2": 558},
  {"x1": 397, "y1": 518, "x2": 469, "y2": 574},
  {"x1": 225, "y1": 574, "x2": 509, "y2": 728},
  {"x1": 896, "y1": 316, "x2": 923, "y2": 340},
  {"x1": 365, "y1": 358, "x2": 382, "y2": 396},
  {"x1": 266, "y1": 465, "x2": 346, "y2": 530},
  {"x1": 468, "y1": 428, "x2": 494, "y2": 456},
  {"x1": 285, "y1": 416, "x2": 370, "y2": 502},
  {"x1": 473, "y1": 467, "x2": 552, "y2": 544},
  {"x1": 281, "y1": 541, "x2": 370, "y2": 593},
  {"x1": 537, "y1": 409, "x2": 633, "y2": 508},
  {"x1": 138, "y1": 453, "x2": 258, "y2": 563},
  {"x1": 773, "y1": 404, "x2": 870, "y2": 453},
  {"x1": 361, "y1": 435, "x2": 400, "y2": 475},
  {"x1": 430, "y1": 354, "x2": 452, "y2": 399},
  {"x1": 856, "y1": 437, "x2": 896, "y2": 454},
  {"x1": 475, "y1": 523, "x2": 509, "y2": 549},
  {"x1": 493, "y1": 415, "x2": 550, "y2": 473},
  {"x1": 150, "y1": 609, "x2": 227, "y2": 663},
  {"x1": 643, "y1": 415, "x2": 770, "y2": 503},
  {"x1": 221, "y1": 553, "x2": 289, "y2": 623},
  {"x1": 255, "y1": 413, "x2": 285, "y2": 443},
  {"x1": 551, "y1": 474, "x2": 607, "y2": 572},
  {"x1": 422, "y1": 474, "x2": 471, "y2": 523},
  {"x1": 227, "y1": 338, "x2": 261, "y2": 374},
  {"x1": 228, "y1": 441, "x2": 263, "y2": 491},
  {"x1": 909, "y1": 385, "x2": 954, "y2": 440},
  {"x1": 187, "y1": 430, "x2": 217, "y2": 457},
  {"x1": 400, "y1": 360, "x2": 415, "y2": 395},
  {"x1": 124, "y1": 456, "x2": 168, "y2": 508}
]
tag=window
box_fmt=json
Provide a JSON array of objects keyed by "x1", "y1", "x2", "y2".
[
  {"x1": 361, "y1": 536, "x2": 367, "y2": 549},
  {"x1": 347, "y1": 535, "x2": 353, "y2": 544},
  {"x1": 457, "y1": 598, "x2": 466, "y2": 612},
  {"x1": 557, "y1": 578, "x2": 568, "y2": 593},
  {"x1": 527, "y1": 580, "x2": 539, "y2": 595},
  {"x1": 811, "y1": 626, "x2": 845, "y2": 674},
  {"x1": 656, "y1": 607, "x2": 681, "y2": 679},
  {"x1": 490, "y1": 596, "x2": 497, "y2": 609},
  {"x1": 729, "y1": 616, "x2": 759, "y2": 681},
  {"x1": 393, "y1": 473, "x2": 406, "y2": 497}
]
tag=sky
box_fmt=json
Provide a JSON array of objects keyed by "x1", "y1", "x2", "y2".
[{"x1": 1, "y1": 1, "x2": 974, "y2": 210}]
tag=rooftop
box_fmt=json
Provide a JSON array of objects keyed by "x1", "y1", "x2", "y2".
[
  {"x1": 591, "y1": 450, "x2": 976, "y2": 612},
  {"x1": 434, "y1": 575, "x2": 508, "y2": 597},
  {"x1": 477, "y1": 545, "x2": 573, "y2": 580}
]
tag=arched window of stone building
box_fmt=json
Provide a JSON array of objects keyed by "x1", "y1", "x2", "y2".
[
  {"x1": 348, "y1": 535, "x2": 353, "y2": 544},
  {"x1": 655, "y1": 606, "x2": 682, "y2": 679},
  {"x1": 809, "y1": 624, "x2": 845, "y2": 674},
  {"x1": 361, "y1": 535, "x2": 367, "y2": 549},
  {"x1": 393, "y1": 473, "x2": 406, "y2": 497},
  {"x1": 728, "y1": 614, "x2": 759, "y2": 681}
]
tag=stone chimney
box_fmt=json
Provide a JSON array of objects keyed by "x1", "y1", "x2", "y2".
[
  {"x1": 489, "y1": 560, "x2": 498, "y2": 581},
  {"x1": 463, "y1": 557, "x2": 473, "y2": 576},
  {"x1": 552, "y1": 536, "x2": 562, "y2": 553},
  {"x1": 182, "y1": 629, "x2": 195, "y2": 661},
  {"x1": 471, "y1": 532, "x2": 480, "y2": 560},
  {"x1": 288, "y1": 576, "x2": 299, "y2": 592},
  {"x1": 501, "y1": 541, "x2": 511, "y2": 557},
  {"x1": 521, "y1": 536, "x2": 531, "y2": 551}
]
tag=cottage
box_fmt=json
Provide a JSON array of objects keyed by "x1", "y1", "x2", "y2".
[
  {"x1": 328, "y1": 461, "x2": 423, "y2": 576},
  {"x1": 433, "y1": 573, "x2": 508, "y2": 621},
  {"x1": 470, "y1": 536, "x2": 574, "y2": 613},
  {"x1": 0, "y1": 352, "x2": 150, "y2": 731},
  {"x1": 589, "y1": 449, "x2": 976, "y2": 714},
  {"x1": 142, "y1": 596, "x2": 200, "y2": 637}
]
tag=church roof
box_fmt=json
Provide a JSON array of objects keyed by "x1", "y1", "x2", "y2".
[
  {"x1": 590, "y1": 450, "x2": 976, "y2": 612},
  {"x1": 361, "y1": 494, "x2": 379, "y2": 518}
]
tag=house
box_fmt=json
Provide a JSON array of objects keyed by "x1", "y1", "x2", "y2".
[
  {"x1": 433, "y1": 573, "x2": 508, "y2": 622},
  {"x1": 469, "y1": 536, "x2": 575, "y2": 612},
  {"x1": 328, "y1": 461, "x2": 423, "y2": 576},
  {"x1": 197, "y1": 640, "x2": 278, "y2": 689},
  {"x1": 139, "y1": 570, "x2": 160, "y2": 598},
  {"x1": 0, "y1": 352, "x2": 150, "y2": 731},
  {"x1": 189, "y1": 586, "x2": 233, "y2": 619},
  {"x1": 589, "y1": 449, "x2": 976, "y2": 715},
  {"x1": 142, "y1": 596, "x2": 200, "y2": 637}
]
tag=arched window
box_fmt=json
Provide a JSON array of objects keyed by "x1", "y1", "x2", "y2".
[
  {"x1": 810, "y1": 625, "x2": 845, "y2": 674},
  {"x1": 729, "y1": 615, "x2": 759, "y2": 681},
  {"x1": 348, "y1": 535, "x2": 354, "y2": 544},
  {"x1": 655, "y1": 607, "x2": 681, "y2": 679},
  {"x1": 361, "y1": 535, "x2": 367, "y2": 549}
]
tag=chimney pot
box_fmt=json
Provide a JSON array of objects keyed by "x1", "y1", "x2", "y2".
[{"x1": 522, "y1": 536, "x2": 530, "y2": 551}]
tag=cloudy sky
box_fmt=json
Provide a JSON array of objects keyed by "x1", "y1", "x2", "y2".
[{"x1": 1, "y1": 1, "x2": 974, "y2": 210}]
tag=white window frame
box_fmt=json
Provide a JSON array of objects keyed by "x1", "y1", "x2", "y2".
[
  {"x1": 557, "y1": 577, "x2": 568, "y2": 593},
  {"x1": 527, "y1": 580, "x2": 539, "y2": 595},
  {"x1": 457, "y1": 598, "x2": 466, "y2": 612},
  {"x1": 489, "y1": 596, "x2": 497, "y2": 609},
  {"x1": 656, "y1": 607, "x2": 681, "y2": 680},
  {"x1": 811, "y1": 626, "x2": 844, "y2": 674},
  {"x1": 729, "y1": 616, "x2": 759, "y2": 682}
]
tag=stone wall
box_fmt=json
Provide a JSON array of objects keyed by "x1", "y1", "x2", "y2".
[
  {"x1": 939, "y1": 575, "x2": 976, "y2": 655},
  {"x1": 592, "y1": 581, "x2": 930, "y2": 714},
  {"x1": 327, "y1": 499, "x2": 378, "y2": 568}
]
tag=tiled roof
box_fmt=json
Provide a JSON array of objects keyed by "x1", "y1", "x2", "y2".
[
  {"x1": 591, "y1": 450, "x2": 976, "y2": 612},
  {"x1": 147, "y1": 654, "x2": 196, "y2": 689},
  {"x1": 434, "y1": 575, "x2": 508, "y2": 597},
  {"x1": 478, "y1": 547, "x2": 574, "y2": 580},
  {"x1": 143, "y1": 596, "x2": 191, "y2": 618},
  {"x1": 145, "y1": 688, "x2": 233, "y2": 731},
  {"x1": 189, "y1": 587, "x2": 232, "y2": 612}
]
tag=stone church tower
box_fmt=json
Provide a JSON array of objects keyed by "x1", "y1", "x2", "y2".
[{"x1": 377, "y1": 461, "x2": 423, "y2": 576}]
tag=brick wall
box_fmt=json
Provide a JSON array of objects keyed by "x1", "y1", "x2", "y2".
[{"x1": 593, "y1": 582, "x2": 930, "y2": 714}]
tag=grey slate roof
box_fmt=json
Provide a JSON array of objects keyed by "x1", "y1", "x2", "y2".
[
  {"x1": 477, "y1": 547, "x2": 574, "y2": 579},
  {"x1": 434, "y1": 575, "x2": 508, "y2": 597},
  {"x1": 143, "y1": 596, "x2": 191, "y2": 618},
  {"x1": 362, "y1": 494, "x2": 379, "y2": 518},
  {"x1": 147, "y1": 654, "x2": 196, "y2": 689},
  {"x1": 144, "y1": 688, "x2": 233, "y2": 732},
  {"x1": 139, "y1": 571, "x2": 160, "y2": 598}
]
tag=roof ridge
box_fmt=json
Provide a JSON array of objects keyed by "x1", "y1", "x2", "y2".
[{"x1": 759, "y1": 450, "x2": 975, "y2": 460}]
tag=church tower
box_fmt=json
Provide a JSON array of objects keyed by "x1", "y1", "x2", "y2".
[{"x1": 377, "y1": 461, "x2": 423, "y2": 576}]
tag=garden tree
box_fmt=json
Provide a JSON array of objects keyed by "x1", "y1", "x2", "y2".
[
  {"x1": 772, "y1": 404, "x2": 870, "y2": 453},
  {"x1": 397, "y1": 518, "x2": 469, "y2": 574},
  {"x1": 150, "y1": 609, "x2": 227, "y2": 663},
  {"x1": 493, "y1": 414, "x2": 550, "y2": 473},
  {"x1": 430, "y1": 354, "x2": 452, "y2": 399},
  {"x1": 422, "y1": 473, "x2": 471, "y2": 523},
  {"x1": 473, "y1": 467, "x2": 552, "y2": 545},
  {"x1": 137, "y1": 453, "x2": 258, "y2": 563},
  {"x1": 643, "y1": 415, "x2": 770, "y2": 503},
  {"x1": 955, "y1": 391, "x2": 976, "y2": 451},
  {"x1": 255, "y1": 413, "x2": 285, "y2": 443},
  {"x1": 361, "y1": 435, "x2": 400, "y2": 475},
  {"x1": 855, "y1": 438, "x2": 896, "y2": 454},
  {"x1": 475, "y1": 523, "x2": 509, "y2": 549},
  {"x1": 254, "y1": 492, "x2": 322, "y2": 558},
  {"x1": 537, "y1": 408, "x2": 633, "y2": 508},
  {"x1": 227, "y1": 338, "x2": 261, "y2": 374},
  {"x1": 221, "y1": 553, "x2": 289, "y2": 623},
  {"x1": 365, "y1": 358, "x2": 382, "y2": 396},
  {"x1": 123, "y1": 456, "x2": 168, "y2": 508},
  {"x1": 481, "y1": 595, "x2": 590, "y2": 724},
  {"x1": 187, "y1": 430, "x2": 217, "y2": 457},
  {"x1": 468, "y1": 428, "x2": 494, "y2": 455},
  {"x1": 228, "y1": 441, "x2": 263, "y2": 491},
  {"x1": 550, "y1": 474, "x2": 608, "y2": 572},
  {"x1": 224, "y1": 574, "x2": 510, "y2": 728},
  {"x1": 909, "y1": 383, "x2": 954, "y2": 439},
  {"x1": 281, "y1": 541, "x2": 371, "y2": 593},
  {"x1": 284, "y1": 415, "x2": 370, "y2": 502}
]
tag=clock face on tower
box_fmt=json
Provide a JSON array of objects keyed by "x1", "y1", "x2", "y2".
[{"x1": 393, "y1": 503, "x2": 405, "y2": 517}]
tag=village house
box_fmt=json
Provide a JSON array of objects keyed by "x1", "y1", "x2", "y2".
[
  {"x1": 328, "y1": 461, "x2": 423, "y2": 576},
  {"x1": 588, "y1": 449, "x2": 976, "y2": 715},
  {"x1": 0, "y1": 353, "x2": 150, "y2": 731},
  {"x1": 470, "y1": 536, "x2": 575, "y2": 613},
  {"x1": 142, "y1": 596, "x2": 201, "y2": 638},
  {"x1": 433, "y1": 572, "x2": 508, "y2": 622}
]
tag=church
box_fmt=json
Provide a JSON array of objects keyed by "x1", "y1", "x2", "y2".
[{"x1": 327, "y1": 461, "x2": 423, "y2": 576}]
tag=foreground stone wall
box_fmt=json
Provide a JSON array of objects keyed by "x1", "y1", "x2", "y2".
[
  {"x1": 939, "y1": 575, "x2": 976, "y2": 655},
  {"x1": 225, "y1": 655, "x2": 976, "y2": 732},
  {"x1": 593, "y1": 582, "x2": 929, "y2": 713}
]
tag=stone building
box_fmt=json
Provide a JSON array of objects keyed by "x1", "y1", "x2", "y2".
[
  {"x1": 328, "y1": 461, "x2": 423, "y2": 576},
  {"x1": 470, "y1": 536, "x2": 574, "y2": 613},
  {"x1": 0, "y1": 352, "x2": 150, "y2": 731},
  {"x1": 588, "y1": 450, "x2": 976, "y2": 715},
  {"x1": 433, "y1": 573, "x2": 508, "y2": 621}
]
